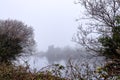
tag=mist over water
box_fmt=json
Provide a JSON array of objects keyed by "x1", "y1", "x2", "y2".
[
  {"x1": 18, "y1": 45, "x2": 104, "y2": 70},
  {"x1": 37, "y1": 45, "x2": 91, "y2": 64},
  {"x1": 15, "y1": 44, "x2": 105, "y2": 71}
]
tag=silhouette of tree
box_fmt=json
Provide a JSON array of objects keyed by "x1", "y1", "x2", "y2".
[
  {"x1": 0, "y1": 19, "x2": 35, "y2": 62},
  {"x1": 74, "y1": 0, "x2": 120, "y2": 60}
]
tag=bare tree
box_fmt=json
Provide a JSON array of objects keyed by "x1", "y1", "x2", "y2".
[
  {"x1": 74, "y1": 0, "x2": 120, "y2": 59},
  {"x1": 0, "y1": 19, "x2": 35, "y2": 62}
]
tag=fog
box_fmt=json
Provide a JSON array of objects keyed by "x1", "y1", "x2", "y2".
[
  {"x1": 37, "y1": 45, "x2": 91, "y2": 63},
  {"x1": 16, "y1": 45, "x2": 105, "y2": 70},
  {"x1": 0, "y1": 0, "x2": 105, "y2": 70},
  {"x1": 0, "y1": 0, "x2": 83, "y2": 51}
]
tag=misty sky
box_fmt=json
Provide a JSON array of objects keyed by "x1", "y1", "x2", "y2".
[{"x1": 0, "y1": 0, "x2": 83, "y2": 51}]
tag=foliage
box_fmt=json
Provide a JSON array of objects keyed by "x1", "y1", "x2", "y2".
[
  {"x1": 74, "y1": 0, "x2": 120, "y2": 59},
  {"x1": 0, "y1": 19, "x2": 35, "y2": 62},
  {"x1": 98, "y1": 16, "x2": 120, "y2": 59},
  {"x1": 103, "y1": 60, "x2": 120, "y2": 76},
  {"x1": 40, "y1": 59, "x2": 120, "y2": 80},
  {"x1": 1, "y1": 59, "x2": 120, "y2": 80},
  {"x1": 74, "y1": 0, "x2": 120, "y2": 77},
  {"x1": 0, "y1": 62, "x2": 66, "y2": 80}
]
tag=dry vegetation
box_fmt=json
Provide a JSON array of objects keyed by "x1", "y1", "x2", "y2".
[
  {"x1": 0, "y1": 59, "x2": 120, "y2": 80},
  {"x1": 0, "y1": 62, "x2": 66, "y2": 80},
  {"x1": 0, "y1": 0, "x2": 120, "y2": 79}
]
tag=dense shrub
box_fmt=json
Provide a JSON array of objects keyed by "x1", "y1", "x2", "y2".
[
  {"x1": 0, "y1": 19, "x2": 35, "y2": 62},
  {"x1": 0, "y1": 63, "x2": 66, "y2": 80}
]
